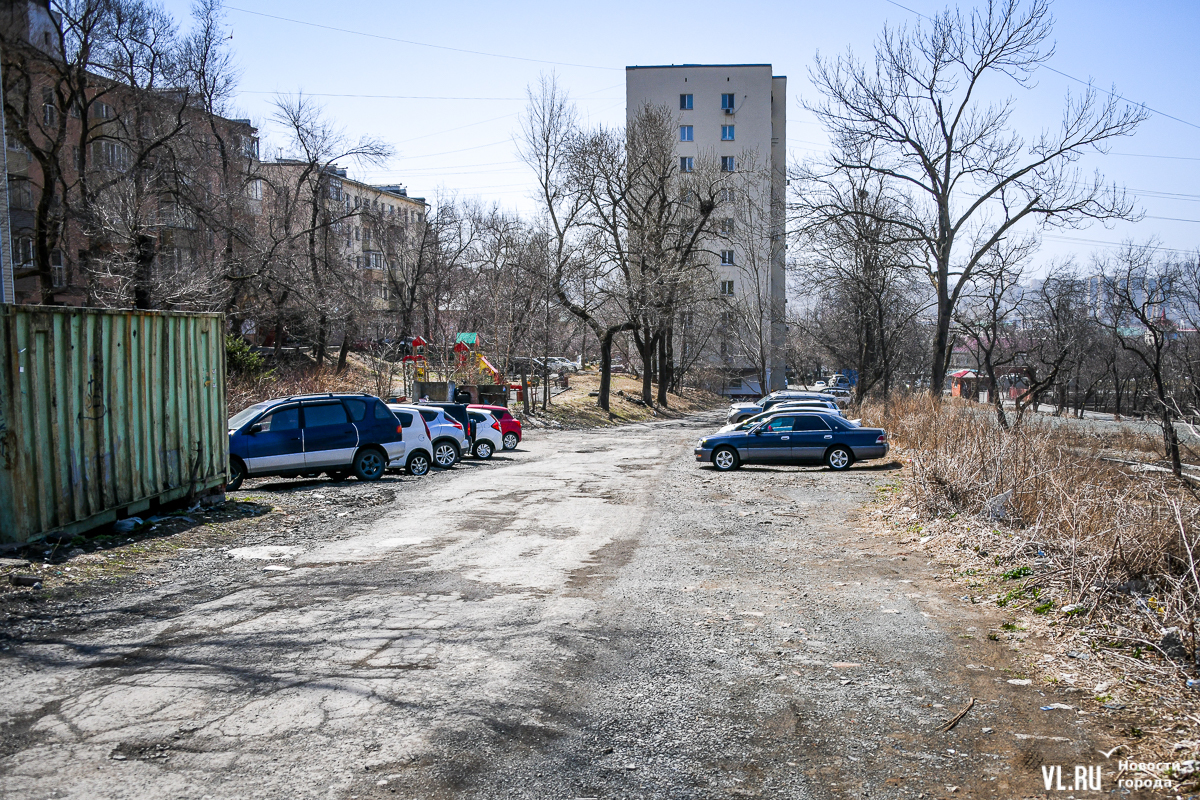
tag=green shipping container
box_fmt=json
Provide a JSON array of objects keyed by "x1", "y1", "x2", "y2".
[{"x1": 0, "y1": 305, "x2": 227, "y2": 546}]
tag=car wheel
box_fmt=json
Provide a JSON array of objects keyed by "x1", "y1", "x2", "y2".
[
  {"x1": 433, "y1": 441, "x2": 459, "y2": 468},
  {"x1": 474, "y1": 440, "x2": 494, "y2": 459},
  {"x1": 826, "y1": 446, "x2": 853, "y2": 471},
  {"x1": 406, "y1": 452, "x2": 430, "y2": 476},
  {"x1": 327, "y1": 470, "x2": 349, "y2": 482},
  {"x1": 502, "y1": 432, "x2": 519, "y2": 450},
  {"x1": 712, "y1": 446, "x2": 740, "y2": 471},
  {"x1": 353, "y1": 449, "x2": 386, "y2": 481},
  {"x1": 227, "y1": 457, "x2": 245, "y2": 491}
]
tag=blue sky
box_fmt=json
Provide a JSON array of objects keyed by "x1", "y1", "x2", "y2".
[{"x1": 162, "y1": 0, "x2": 1199, "y2": 266}]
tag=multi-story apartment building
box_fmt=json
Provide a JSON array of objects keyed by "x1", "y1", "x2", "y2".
[
  {"x1": 259, "y1": 160, "x2": 427, "y2": 339},
  {"x1": 626, "y1": 63, "x2": 787, "y2": 394},
  {"x1": 2, "y1": 0, "x2": 260, "y2": 307}
]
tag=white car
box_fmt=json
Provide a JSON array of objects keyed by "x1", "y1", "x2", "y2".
[
  {"x1": 392, "y1": 404, "x2": 469, "y2": 468},
  {"x1": 386, "y1": 404, "x2": 435, "y2": 475},
  {"x1": 467, "y1": 409, "x2": 503, "y2": 459}
]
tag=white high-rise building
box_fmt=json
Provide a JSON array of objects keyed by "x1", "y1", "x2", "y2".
[{"x1": 626, "y1": 63, "x2": 787, "y2": 394}]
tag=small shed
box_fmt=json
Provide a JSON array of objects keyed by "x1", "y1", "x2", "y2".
[{"x1": 949, "y1": 369, "x2": 983, "y2": 399}]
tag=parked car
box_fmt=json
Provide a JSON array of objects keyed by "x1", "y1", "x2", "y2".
[
  {"x1": 695, "y1": 411, "x2": 888, "y2": 472},
  {"x1": 420, "y1": 401, "x2": 476, "y2": 446},
  {"x1": 726, "y1": 391, "x2": 840, "y2": 424},
  {"x1": 386, "y1": 404, "x2": 435, "y2": 475},
  {"x1": 395, "y1": 404, "x2": 470, "y2": 468},
  {"x1": 469, "y1": 403, "x2": 522, "y2": 449},
  {"x1": 227, "y1": 393, "x2": 405, "y2": 490},
  {"x1": 545, "y1": 357, "x2": 578, "y2": 373},
  {"x1": 719, "y1": 402, "x2": 844, "y2": 433},
  {"x1": 467, "y1": 409, "x2": 503, "y2": 459}
]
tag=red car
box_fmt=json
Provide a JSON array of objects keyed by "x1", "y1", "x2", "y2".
[{"x1": 469, "y1": 404, "x2": 522, "y2": 450}]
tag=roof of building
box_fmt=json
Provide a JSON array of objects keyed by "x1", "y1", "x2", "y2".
[{"x1": 626, "y1": 63, "x2": 773, "y2": 70}]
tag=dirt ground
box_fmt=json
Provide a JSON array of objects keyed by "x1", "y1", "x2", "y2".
[
  {"x1": 0, "y1": 413, "x2": 1175, "y2": 799},
  {"x1": 514, "y1": 368, "x2": 726, "y2": 429}
]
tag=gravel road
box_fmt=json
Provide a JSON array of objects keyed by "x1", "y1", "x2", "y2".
[{"x1": 2, "y1": 413, "x2": 1113, "y2": 799}]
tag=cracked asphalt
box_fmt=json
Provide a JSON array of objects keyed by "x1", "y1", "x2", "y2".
[{"x1": 2, "y1": 412, "x2": 1109, "y2": 799}]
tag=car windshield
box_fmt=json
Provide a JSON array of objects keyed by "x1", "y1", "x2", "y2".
[{"x1": 228, "y1": 402, "x2": 270, "y2": 430}]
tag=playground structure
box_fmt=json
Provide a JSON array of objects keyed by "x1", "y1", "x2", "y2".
[{"x1": 397, "y1": 332, "x2": 510, "y2": 401}]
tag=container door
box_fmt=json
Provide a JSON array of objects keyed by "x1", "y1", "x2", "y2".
[
  {"x1": 245, "y1": 405, "x2": 304, "y2": 473},
  {"x1": 302, "y1": 402, "x2": 358, "y2": 468}
]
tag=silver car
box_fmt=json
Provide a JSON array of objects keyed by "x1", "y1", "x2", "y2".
[{"x1": 392, "y1": 404, "x2": 470, "y2": 468}]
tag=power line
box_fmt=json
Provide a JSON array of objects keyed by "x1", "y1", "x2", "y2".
[
  {"x1": 879, "y1": 0, "x2": 1200, "y2": 131},
  {"x1": 225, "y1": 6, "x2": 621, "y2": 71}
]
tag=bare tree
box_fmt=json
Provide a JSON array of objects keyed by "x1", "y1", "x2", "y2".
[
  {"x1": 1097, "y1": 242, "x2": 1184, "y2": 475},
  {"x1": 804, "y1": 0, "x2": 1147, "y2": 394},
  {"x1": 792, "y1": 166, "x2": 931, "y2": 403},
  {"x1": 267, "y1": 94, "x2": 390, "y2": 364}
]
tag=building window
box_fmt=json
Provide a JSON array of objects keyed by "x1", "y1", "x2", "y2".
[
  {"x1": 721, "y1": 250, "x2": 735, "y2": 266},
  {"x1": 721, "y1": 93, "x2": 735, "y2": 111},
  {"x1": 680, "y1": 93, "x2": 693, "y2": 110},
  {"x1": 380, "y1": 283, "x2": 389, "y2": 300},
  {"x1": 92, "y1": 101, "x2": 113, "y2": 120},
  {"x1": 721, "y1": 125, "x2": 735, "y2": 141},
  {"x1": 721, "y1": 156, "x2": 735, "y2": 172},
  {"x1": 248, "y1": 179, "x2": 262, "y2": 200},
  {"x1": 680, "y1": 156, "x2": 694, "y2": 173},
  {"x1": 719, "y1": 218, "x2": 734, "y2": 235},
  {"x1": 13, "y1": 237, "x2": 33, "y2": 265},
  {"x1": 51, "y1": 251, "x2": 65, "y2": 288},
  {"x1": 42, "y1": 88, "x2": 57, "y2": 127},
  {"x1": 720, "y1": 279, "x2": 734, "y2": 295},
  {"x1": 367, "y1": 252, "x2": 383, "y2": 269},
  {"x1": 719, "y1": 188, "x2": 734, "y2": 203},
  {"x1": 679, "y1": 125, "x2": 693, "y2": 142},
  {"x1": 8, "y1": 178, "x2": 32, "y2": 210},
  {"x1": 328, "y1": 179, "x2": 342, "y2": 201}
]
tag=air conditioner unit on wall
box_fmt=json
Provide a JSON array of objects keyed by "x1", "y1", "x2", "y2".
[{"x1": 724, "y1": 108, "x2": 734, "y2": 115}]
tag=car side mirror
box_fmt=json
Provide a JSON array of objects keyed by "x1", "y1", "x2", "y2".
[{"x1": 249, "y1": 423, "x2": 263, "y2": 435}]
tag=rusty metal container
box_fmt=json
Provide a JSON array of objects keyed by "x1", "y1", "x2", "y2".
[{"x1": 0, "y1": 305, "x2": 226, "y2": 546}]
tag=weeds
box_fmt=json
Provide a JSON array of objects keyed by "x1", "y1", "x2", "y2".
[{"x1": 863, "y1": 395, "x2": 1200, "y2": 661}]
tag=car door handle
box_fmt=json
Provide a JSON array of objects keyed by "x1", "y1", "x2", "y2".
[
  {"x1": 824, "y1": 435, "x2": 832, "y2": 439},
  {"x1": 781, "y1": 436, "x2": 789, "y2": 440}
]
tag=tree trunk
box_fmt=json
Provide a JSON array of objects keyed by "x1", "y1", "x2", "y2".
[
  {"x1": 929, "y1": 279, "x2": 953, "y2": 396},
  {"x1": 335, "y1": 325, "x2": 352, "y2": 375},
  {"x1": 133, "y1": 233, "x2": 156, "y2": 310},
  {"x1": 656, "y1": 330, "x2": 670, "y2": 408},
  {"x1": 596, "y1": 323, "x2": 633, "y2": 412},
  {"x1": 520, "y1": 364, "x2": 530, "y2": 415},
  {"x1": 315, "y1": 314, "x2": 328, "y2": 365}
]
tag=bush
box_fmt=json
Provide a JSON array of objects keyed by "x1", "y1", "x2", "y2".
[{"x1": 226, "y1": 335, "x2": 270, "y2": 377}]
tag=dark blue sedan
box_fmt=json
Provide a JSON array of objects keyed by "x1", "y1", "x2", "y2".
[
  {"x1": 695, "y1": 411, "x2": 888, "y2": 471},
  {"x1": 226, "y1": 393, "x2": 406, "y2": 490}
]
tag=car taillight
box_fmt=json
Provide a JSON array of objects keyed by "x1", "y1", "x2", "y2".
[
  {"x1": 492, "y1": 421, "x2": 501, "y2": 432},
  {"x1": 396, "y1": 425, "x2": 403, "y2": 435},
  {"x1": 451, "y1": 420, "x2": 463, "y2": 430},
  {"x1": 876, "y1": 433, "x2": 888, "y2": 444},
  {"x1": 422, "y1": 419, "x2": 431, "y2": 439}
]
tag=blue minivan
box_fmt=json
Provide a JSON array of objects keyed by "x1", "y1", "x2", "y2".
[{"x1": 226, "y1": 393, "x2": 405, "y2": 490}]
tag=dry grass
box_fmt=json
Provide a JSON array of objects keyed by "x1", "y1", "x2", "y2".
[
  {"x1": 227, "y1": 354, "x2": 386, "y2": 416},
  {"x1": 864, "y1": 395, "x2": 1200, "y2": 763},
  {"x1": 513, "y1": 369, "x2": 725, "y2": 430}
]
